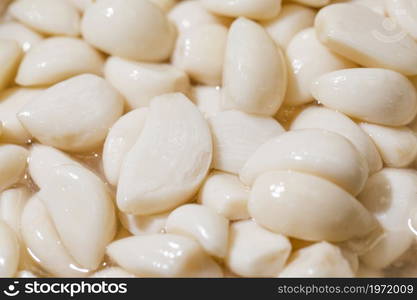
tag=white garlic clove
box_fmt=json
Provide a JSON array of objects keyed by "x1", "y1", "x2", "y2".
[
  {"x1": 222, "y1": 18, "x2": 287, "y2": 116},
  {"x1": 226, "y1": 220, "x2": 291, "y2": 277},
  {"x1": 69, "y1": 0, "x2": 95, "y2": 12},
  {"x1": 107, "y1": 234, "x2": 223, "y2": 277},
  {"x1": 172, "y1": 24, "x2": 228, "y2": 86},
  {"x1": 0, "y1": 144, "x2": 28, "y2": 192},
  {"x1": 201, "y1": 0, "x2": 282, "y2": 20},
  {"x1": 0, "y1": 221, "x2": 20, "y2": 277},
  {"x1": 0, "y1": 21, "x2": 42, "y2": 52},
  {"x1": 249, "y1": 170, "x2": 377, "y2": 242},
  {"x1": 166, "y1": 204, "x2": 229, "y2": 258},
  {"x1": 261, "y1": 4, "x2": 316, "y2": 49},
  {"x1": 291, "y1": 0, "x2": 329, "y2": 7},
  {"x1": 279, "y1": 242, "x2": 354, "y2": 277},
  {"x1": 0, "y1": 39, "x2": 22, "y2": 92},
  {"x1": 16, "y1": 37, "x2": 104, "y2": 86},
  {"x1": 360, "y1": 123, "x2": 417, "y2": 167},
  {"x1": 198, "y1": 171, "x2": 250, "y2": 221},
  {"x1": 81, "y1": 0, "x2": 176, "y2": 62},
  {"x1": 284, "y1": 27, "x2": 357, "y2": 106},
  {"x1": 208, "y1": 110, "x2": 285, "y2": 174},
  {"x1": 90, "y1": 267, "x2": 135, "y2": 278},
  {"x1": 290, "y1": 105, "x2": 383, "y2": 173},
  {"x1": 117, "y1": 93, "x2": 212, "y2": 215},
  {"x1": 315, "y1": 3, "x2": 417, "y2": 75},
  {"x1": 148, "y1": 0, "x2": 177, "y2": 12},
  {"x1": 311, "y1": 68, "x2": 417, "y2": 126},
  {"x1": 240, "y1": 129, "x2": 369, "y2": 195},
  {"x1": 190, "y1": 85, "x2": 222, "y2": 119},
  {"x1": 386, "y1": 0, "x2": 417, "y2": 40},
  {"x1": 103, "y1": 108, "x2": 148, "y2": 186},
  {"x1": 18, "y1": 74, "x2": 124, "y2": 153},
  {"x1": 119, "y1": 211, "x2": 169, "y2": 236},
  {"x1": 104, "y1": 57, "x2": 190, "y2": 110},
  {"x1": 9, "y1": 0, "x2": 80, "y2": 37},
  {"x1": 0, "y1": 187, "x2": 31, "y2": 235}
]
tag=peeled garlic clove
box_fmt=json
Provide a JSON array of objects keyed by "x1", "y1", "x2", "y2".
[
  {"x1": 16, "y1": 37, "x2": 104, "y2": 86},
  {"x1": 117, "y1": 93, "x2": 212, "y2": 215},
  {"x1": 386, "y1": 0, "x2": 417, "y2": 40},
  {"x1": 360, "y1": 123, "x2": 417, "y2": 167},
  {"x1": 38, "y1": 164, "x2": 116, "y2": 270},
  {"x1": 9, "y1": 0, "x2": 80, "y2": 36},
  {"x1": 312, "y1": 68, "x2": 417, "y2": 126},
  {"x1": 168, "y1": 1, "x2": 230, "y2": 33},
  {"x1": 17, "y1": 270, "x2": 37, "y2": 278},
  {"x1": 103, "y1": 108, "x2": 148, "y2": 186},
  {"x1": 190, "y1": 85, "x2": 222, "y2": 118},
  {"x1": 0, "y1": 88, "x2": 43, "y2": 144},
  {"x1": 315, "y1": 3, "x2": 417, "y2": 75},
  {"x1": 222, "y1": 18, "x2": 287, "y2": 116},
  {"x1": 279, "y1": 242, "x2": 354, "y2": 277},
  {"x1": 90, "y1": 267, "x2": 135, "y2": 278},
  {"x1": 107, "y1": 234, "x2": 223, "y2": 277},
  {"x1": 198, "y1": 171, "x2": 250, "y2": 221},
  {"x1": 0, "y1": 21, "x2": 42, "y2": 52},
  {"x1": 69, "y1": 0, "x2": 94, "y2": 12},
  {"x1": 81, "y1": 0, "x2": 175, "y2": 62},
  {"x1": 0, "y1": 39, "x2": 22, "y2": 92},
  {"x1": 208, "y1": 110, "x2": 285, "y2": 174},
  {"x1": 149, "y1": 0, "x2": 177, "y2": 12},
  {"x1": 0, "y1": 187, "x2": 31, "y2": 234},
  {"x1": 201, "y1": 0, "x2": 281, "y2": 20},
  {"x1": 249, "y1": 170, "x2": 377, "y2": 242},
  {"x1": 291, "y1": 0, "x2": 329, "y2": 7},
  {"x1": 172, "y1": 24, "x2": 227, "y2": 86},
  {"x1": 0, "y1": 221, "x2": 19, "y2": 277},
  {"x1": 28, "y1": 144, "x2": 82, "y2": 189},
  {"x1": 166, "y1": 204, "x2": 229, "y2": 258},
  {"x1": 0, "y1": 144, "x2": 28, "y2": 192},
  {"x1": 226, "y1": 220, "x2": 291, "y2": 277},
  {"x1": 290, "y1": 106, "x2": 383, "y2": 173},
  {"x1": 358, "y1": 168, "x2": 417, "y2": 269},
  {"x1": 18, "y1": 74, "x2": 124, "y2": 152},
  {"x1": 261, "y1": 4, "x2": 316, "y2": 49},
  {"x1": 104, "y1": 57, "x2": 189, "y2": 110},
  {"x1": 241, "y1": 129, "x2": 368, "y2": 195},
  {"x1": 21, "y1": 195, "x2": 88, "y2": 277},
  {"x1": 119, "y1": 211, "x2": 168, "y2": 236},
  {"x1": 285, "y1": 28, "x2": 357, "y2": 106}
]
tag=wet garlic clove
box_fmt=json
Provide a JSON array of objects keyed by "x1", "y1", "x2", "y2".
[
  {"x1": 103, "y1": 108, "x2": 148, "y2": 186},
  {"x1": 168, "y1": 0, "x2": 231, "y2": 33},
  {"x1": 386, "y1": 0, "x2": 417, "y2": 40},
  {"x1": 149, "y1": 0, "x2": 177, "y2": 12},
  {"x1": 0, "y1": 187, "x2": 31, "y2": 235},
  {"x1": 81, "y1": 0, "x2": 176, "y2": 62},
  {"x1": 172, "y1": 24, "x2": 228, "y2": 86},
  {"x1": 279, "y1": 242, "x2": 354, "y2": 277},
  {"x1": 226, "y1": 220, "x2": 291, "y2": 277},
  {"x1": 208, "y1": 110, "x2": 285, "y2": 174},
  {"x1": 107, "y1": 234, "x2": 223, "y2": 277},
  {"x1": 17, "y1": 270, "x2": 37, "y2": 278},
  {"x1": 117, "y1": 93, "x2": 212, "y2": 215},
  {"x1": 90, "y1": 267, "x2": 135, "y2": 278},
  {"x1": 16, "y1": 37, "x2": 104, "y2": 86},
  {"x1": 190, "y1": 85, "x2": 222, "y2": 119},
  {"x1": 291, "y1": 0, "x2": 330, "y2": 8},
  {"x1": 222, "y1": 18, "x2": 287, "y2": 116},
  {"x1": 249, "y1": 170, "x2": 377, "y2": 242},
  {"x1": 200, "y1": 0, "x2": 282, "y2": 20},
  {"x1": 9, "y1": 0, "x2": 80, "y2": 37},
  {"x1": 315, "y1": 3, "x2": 417, "y2": 75},
  {"x1": 0, "y1": 144, "x2": 28, "y2": 192},
  {"x1": 69, "y1": 0, "x2": 95, "y2": 12},
  {"x1": 21, "y1": 195, "x2": 89, "y2": 277},
  {"x1": 358, "y1": 168, "x2": 417, "y2": 269},
  {"x1": 0, "y1": 39, "x2": 22, "y2": 92},
  {"x1": 360, "y1": 123, "x2": 417, "y2": 167},
  {"x1": 290, "y1": 106, "x2": 383, "y2": 173},
  {"x1": 240, "y1": 129, "x2": 369, "y2": 196},
  {"x1": 0, "y1": 21, "x2": 42, "y2": 52},
  {"x1": 198, "y1": 171, "x2": 250, "y2": 221},
  {"x1": 119, "y1": 211, "x2": 169, "y2": 236},
  {"x1": 0, "y1": 88, "x2": 43, "y2": 144},
  {"x1": 0, "y1": 221, "x2": 20, "y2": 277},
  {"x1": 166, "y1": 204, "x2": 229, "y2": 258},
  {"x1": 18, "y1": 74, "x2": 124, "y2": 153},
  {"x1": 261, "y1": 4, "x2": 316, "y2": 49},
  {"x1": 284, "y1": 27, "x2": 357, "y2": 106},
  {"x1": 104, "y1": 57, "x2": 190, "y2": 110},
  {"x1": 311, "y1": 68, "x2": 417, "y2": 126}
]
